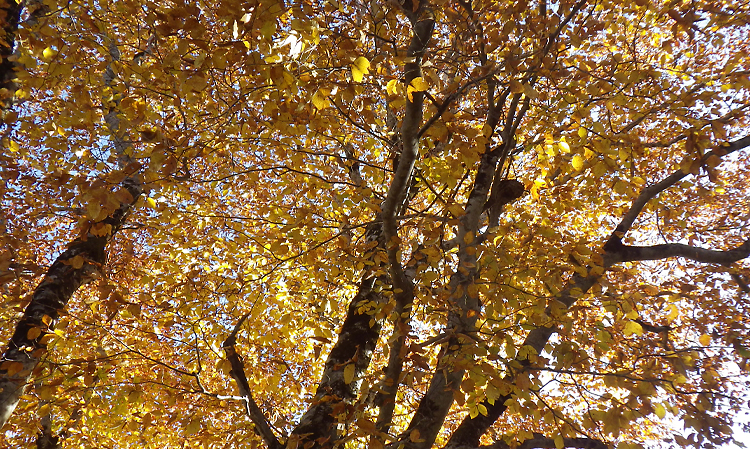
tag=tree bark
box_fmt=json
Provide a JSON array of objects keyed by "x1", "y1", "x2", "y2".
[
  {"x1": 0, "y1": 0, "x2": 21, "y2": 115},
  {"x1": 0, "y1": 38, "x2": 144, "y2": 428}
]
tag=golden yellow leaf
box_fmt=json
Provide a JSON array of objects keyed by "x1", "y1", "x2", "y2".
[
  {"x1": 71, "y1": 255, "x2": 85, "y2": 269},
  {"x1": 386, "y1": 79, "x2": 399, "y2": 96},
  {"x1": 571, "y1": 154, "x2": 584, "y2": 171},
  {"x1": 312, "y1": 89, "x2": 329, "y2": 110},
  {"x1": 409, "y1": 77, "x2": 429, "y2": 91},
  {"x1": 654, "y1": 403, "x2": 666, "y2": 419},
  {"x1": 624, "y1": 321, "x2": 643, "y2": 336},
  {"x1": 351, "y1": 56, "x2": 370, "y2": 83},
  {"x1": 343, "y1": 363, "x2": 355, "y2": 384},
  {"x1": 27, "y1": 327, "x2": 42, "y2": 340}
]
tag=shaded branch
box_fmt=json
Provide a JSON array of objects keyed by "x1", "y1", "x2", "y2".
[
  {"x1": 290, "y1": 222, "x2": 387, "y2": 448},
  {"x1": 222, "y1": 314, "x2": 283, "y2": 449},
  {"x1": 381, "y1": 3, "x2": 434, "y2": 294},
  {"x1": 0, "y1": 0, "x2": 21, "y2": 115},
  {"x1": 486, "y1": 436, "x2": 608, "y2": 449},
  {"x1": 445, "y1": 272, "x2": 600, "y2": 449},
  {"x1": 447, "y1": 135, "x2": 750, "y2": 448},
  {"x1": 604, "y1": 238, "x2": 750, "y2": 265},
  {"x1": 374, "y1": 260, "x2": 420, "y2": 435}
]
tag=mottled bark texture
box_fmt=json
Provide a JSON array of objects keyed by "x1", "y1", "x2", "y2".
[{"x1": 0, "y1": 36, "x2": 144, "y2": 427}]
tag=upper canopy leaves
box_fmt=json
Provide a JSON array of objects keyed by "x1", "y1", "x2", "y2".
[{"x1": 1, "y1": 0, "x2": 749, "y2": 448}]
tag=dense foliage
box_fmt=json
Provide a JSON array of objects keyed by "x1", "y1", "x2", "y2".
[{"x1": 1, "y1": 0, "x2": 750, "y2": 448}]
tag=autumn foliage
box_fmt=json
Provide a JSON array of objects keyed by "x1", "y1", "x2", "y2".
[{"x1": 1, "y1": 0, "x2": 750, "y2": 448}]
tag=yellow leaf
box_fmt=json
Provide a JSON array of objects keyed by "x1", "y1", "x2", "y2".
[
  {"x1": 667, "y1": 304, "x2": 679, "y2": 322},
  {"x1": 699, "y1": 334, "x2": 711, "y2": 346},
  {"x1": 386, "y1": 79, "x2": 399, "y2": 96},
  {"x1": 71, "y1": 255, "x2": 85, "y2": 269},
  {"x1": 351, "y1": 56, "x2": 370, "y2": 82},
  {"x1": 624, "y1": 320, "x2": 643, "y2": 336},
  {"x1": 42, "y1": 47, "x2": 57, "y2": 61},
  {"x1": 409, "y1": 77, "x2": 429, "y2": 91},
  {"x1": 578, "y1": 127, "x2": 588, "y2": 139},
  {"x1": 409, "y1": 429, "x2": 424, "y2": 443},
  {"x1": 146, "y1": 197, "x2": 157, "y2": 208},
  {"x1": 27, "y1": 327, "x2": 42, "y2": 340},
  {"x1": 343, "y1": 363, "x2": 355, "y2": 384},
  {"x1": 352, "y1": 67, "x2": 365, "y2": 83},
  {"x1": 554, "y1": 435, "x2": 564, "y2": 449},
  {"x1": 559, "y1": 140, "x2": 571, "y2": 153},
  {"x1": 38, "y1": 404, "x2": 50, "y2": 418},
  {"x1": 510, "y1": 80, "x2": 524, "y2": 93},
  {"x1": 312, "y1": 89, "x2": 330, "y2": 110},
  {"x1": 571, "y1": 154, "x2": 584, "y2": 171},
  {"x1": 654, "y1": 403, "x2": 666, "y2": 419}
]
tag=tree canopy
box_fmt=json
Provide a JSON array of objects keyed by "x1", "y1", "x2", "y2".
[{"x1": 1, "y1": 0, "x2": 750, "y2": 448}]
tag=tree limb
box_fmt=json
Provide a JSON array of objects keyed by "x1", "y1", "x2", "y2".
[
  {"x1": 222, "y1": 314, "x2": 283, "y2": 449},
  {"x1": 381, "y1": 2, "x2": 434, "y2": 295},
  {"x1": 0, "y1": 0, "x2": 21, "y2": 116},
  {"x1": 486, "y1": 436, "x2": 608, "y2": 449},
  {"x1": 604, "y1": 238, "x2": 750, "y2": 265},
  {"x1": 290, "y1": 222, "x2": 387, "y2": 448},
  {"x1": 613, "y1": 134, "x2": 750, "y2": 236},
  {"x1": 445, "y1": 136, "x2": 750, "y2": 448},
  {"x1": 0, "y1": 36, "x2": 144, "y2": 429}
]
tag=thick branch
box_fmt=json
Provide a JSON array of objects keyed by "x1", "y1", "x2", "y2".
[
  {"x1": 446, "y1": 272, "x2": 599, "y2": 448},
  {"x1": 222, "y1": 314, "x2": 282, "y2": 449},
  {"x1": 446, "y1": 136, "x2": 750, "y2": 447},
  {"x1": 374, "y1": 261, "x2": 419, "y2": 435},
  {"x1": 486, "y1": 436, "x2": 608, "y2": 449},
  {"x1": 381, "y1": 4, "x2": 434, "y2": 293},
  {"x1": 290, "y1": 223, "x2": 387, "y2": 448},
  {"x1": 0, "y1": 38, "x2": 143, "y2": 428},
  {"x1": 604, "y1": 239, "x2": 750, "y2": 265},
  {"x1": 0, "y1": 0, "x2": 21, "y2": 115}
]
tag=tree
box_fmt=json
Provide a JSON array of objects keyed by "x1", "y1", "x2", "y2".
[{"x1": 1, "y1": 0, "x2": 749, "y2": 447}]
